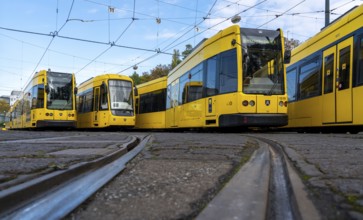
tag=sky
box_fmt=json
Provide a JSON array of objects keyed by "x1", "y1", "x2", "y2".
[{"x1": 0, "y1": 0, "x2": 362, "y2": 97}]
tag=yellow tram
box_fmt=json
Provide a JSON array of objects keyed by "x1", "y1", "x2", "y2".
[
  {"x1": 4, "y1": 104, "x2": 15, "y2": 129},
  {"x1": 6, "y1": 70, "x2": 77, "y2": 129},
  {"x1": 286, "y1": 4, "x2": 363, "y2": 133},
  {"x1": 77, "y1": 74, "x2": 135, "y2": 129},
  {"x1": 136, "y1": 24, "x2": 290, "y2": 129}
]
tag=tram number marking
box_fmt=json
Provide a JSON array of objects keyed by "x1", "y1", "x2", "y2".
[{"x1": 342, "y1": 63, "x2": 346, "y2": 70}]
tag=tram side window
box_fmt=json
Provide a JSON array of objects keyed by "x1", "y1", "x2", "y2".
[
  {"x1": 166, "y1": 84, "x2": 171, "y2": 109},
  {"x1": 205, "y1": 55, "x2": 218, "y2": 97},
  {"x1": 338, "y1": 46, "x2": 350, "y2": 90},
  {"x1": 299, "y1": 57, "x2": 321, "y2": 99},
  {"x1": 179, "y1": 73, "x2": 189, "y2": 104},
  {"x1": 219, "y1": 49, "x2": 237, "y2": 94},
  {"x1": 166, "y1": 81, "x2": 179, "y2": 109},
  {"x1": 171, "y1": 81, "x2": 179, "y2": 108},
  {"x1": 357, "y1": 37, "x2": 363, "y2": 85},
  {"x1": 139, "y1": 89, "x2": 166, "y2": 114},
  {"x1": 287, "y1": 68, "x2": 297, "y2": 101},
  {"x1": 31, "y1": 86, "x2": 37, "y2": 109},
  {"x1": 23, "y1": 91, "x2": 31, "y2": 117},
  {"x1": 78, "y1": 91, "x2": 93, "y2": 113},
  {"x1": 77, "y1": 96, "x2": 84, "y2": 113},
  {"x1": 16, "y1": 102, "x2": 22, "y2": 117},
  {"x1": 187, "y1": 63, "x2": 203, "y2": 102},
  {"x1": 84, "y1": 91, "x2": 93, "y2": 112},
  {"x1": 135, "y1": 98, "x2": 139, "y2": 114}
]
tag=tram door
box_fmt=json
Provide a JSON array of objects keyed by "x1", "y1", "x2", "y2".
[
  {"x1": 93, "y1": 87, "x2": 100, "y2": 126},
  {"x1": 322, "y1": 37, "x2": 353, "y2": 124}
]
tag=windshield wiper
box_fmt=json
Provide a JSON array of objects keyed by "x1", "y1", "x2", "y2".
[{"x1": 266, "y1": 80, "x2": 281, "y2": 95}]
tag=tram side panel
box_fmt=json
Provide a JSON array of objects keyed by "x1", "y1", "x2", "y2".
[
  {"x1": 135, "y1": 77, "x2": 167, "y2": 129},
  {"x1": 286, "y1": 4, "x2": 363, "y2": 131}
]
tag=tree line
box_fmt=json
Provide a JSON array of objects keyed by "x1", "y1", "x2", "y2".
[{"x1": 130, "y1": 44, "x2": 193, "y2": 85}]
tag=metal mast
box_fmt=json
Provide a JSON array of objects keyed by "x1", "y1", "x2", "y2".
[{"x1": 325, "y1": 0, "x2": 330, "y2": 26}]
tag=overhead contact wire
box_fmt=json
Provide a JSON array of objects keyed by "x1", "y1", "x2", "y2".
[{"x1": 23, "y1": 0, "x2": 75, "y2": 89}]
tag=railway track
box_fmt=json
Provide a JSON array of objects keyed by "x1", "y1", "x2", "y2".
[
  {"x1": 0, "y1": 135, "x2": 150, "y2": 219},
  {"x1": 197, "y1": 135, "x2": 321, "y2": 220},
  {"x1": 0, "y1": 133, "x2": 321, "y2": 219}
]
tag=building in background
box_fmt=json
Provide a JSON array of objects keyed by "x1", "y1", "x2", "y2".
[{"x1": 10, "y1": 90, "x2": 22, "y2": 106}]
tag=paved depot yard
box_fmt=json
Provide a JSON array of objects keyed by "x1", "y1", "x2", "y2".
[{"x1": 0, "y1": 130, "x2": 363, "y2": 219}]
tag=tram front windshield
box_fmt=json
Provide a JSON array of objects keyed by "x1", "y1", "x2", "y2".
[
  {"x1": 241, "y1": 28, "x2": 284, "y2": 95},
  {"x1": 109, "y1": 80, "x2": 133, "y2": 116},
  {"x1": 47, "y1": 72, "x2": 73, "y2": 110}
]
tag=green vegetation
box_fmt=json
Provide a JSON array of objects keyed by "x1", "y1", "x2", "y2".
[{"x1": 130, "y1": 44, "x2": 192, "y2": 85}]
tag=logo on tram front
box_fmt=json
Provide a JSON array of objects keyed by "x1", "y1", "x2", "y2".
[{"x1": 265, "y1": 100, "x2": 270, "y2": 106}]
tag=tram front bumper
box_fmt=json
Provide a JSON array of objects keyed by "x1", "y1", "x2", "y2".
[
  {"x1": 219, "y1": 114, "x2": 288, "y2": 127},
  {"x1": 36, "y1": 120, "x2": 77, "y2": 128}
]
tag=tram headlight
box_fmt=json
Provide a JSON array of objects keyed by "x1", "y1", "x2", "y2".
[
  {"x1": 242, "y1": 100, "x2": 249, "y2": 106},
  {"x1": 279, "y1": 101, "x2": 288, "y2": 107},
  {"x1": 249, "y1": 100, "x2": 255, "y2": 106},
  {"x1": 46, "y1": 113, "x2": 49, "y2": 116}
]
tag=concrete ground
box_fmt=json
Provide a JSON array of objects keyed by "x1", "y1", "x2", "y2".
[{"x1": 0, "y1": 130, "x2": 362, "y2": 219}]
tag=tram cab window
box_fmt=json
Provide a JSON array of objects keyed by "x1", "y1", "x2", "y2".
[{"x1": 100, "y1": 84, "x2": 108, "y2": 110}]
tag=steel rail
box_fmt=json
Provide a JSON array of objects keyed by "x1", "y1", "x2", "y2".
[
  {"x1": 256, "y1": 136, "x2": 321, "y2": 220},
  {"x1": 261, "y1": 137, "x2": 301, "y2": 220},
  {"x1": 0, "y1": 135, "x2": 150, "y2": 219},
  {"x1": 197, "y1": 136, "x2": 320, "y2": 220}
]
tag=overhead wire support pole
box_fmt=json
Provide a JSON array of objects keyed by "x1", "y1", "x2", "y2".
[{"x1": 325, "y1": 0, "x2": 330, "y2": 26}]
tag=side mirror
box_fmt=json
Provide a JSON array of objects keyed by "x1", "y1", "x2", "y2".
[
  {"x1": 134, "y1": 87, "x2": 138, "y2": 97},
  {"x1": 284, "y1": 50, "x2": 291, "y2": 64},
  {"x1": 74, "y1": 87, "x2": 78, "y2": 95},
  {"x1": 45, "y1": 85, "x2": 50, "y2": 93},
  {"x1": 101, "y1": 82, "x2": 107, "y2": 91}
]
